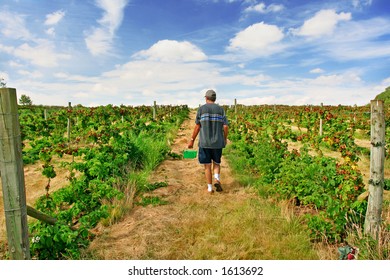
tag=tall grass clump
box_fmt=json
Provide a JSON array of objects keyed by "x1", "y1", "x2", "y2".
[{"x1": 343, "y1": 226, "x2": 389, "y2": 259}]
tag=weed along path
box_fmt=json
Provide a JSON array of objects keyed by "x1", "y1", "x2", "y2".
[{"x1": 88, "y1": 111, "x2": 321, "y2": 260}]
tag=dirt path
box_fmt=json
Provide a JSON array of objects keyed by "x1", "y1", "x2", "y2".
[
  {"x1": 87, "y1": 111, "x2": 320, "y2": 260},
  {"x1": 88, "y1": 111, "x2": 246, "y2": 259}
]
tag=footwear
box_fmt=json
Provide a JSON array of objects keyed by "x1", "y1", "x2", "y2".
[
  {"x1": 214, "y1": 181, "x2": 223, "y2": 192},
  {"x1": 206, "y1": 189, "x2": 214, "y2": 194}
]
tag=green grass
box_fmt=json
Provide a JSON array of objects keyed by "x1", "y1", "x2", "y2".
[
  {"x1": 136, "y1": 196, "x2": 169, "y2": 207},
  {"x1": 343, "y1": 225, "x2": 390, "y2": 260},
  {"x1": 223, "y1": 145, "x2": 326, "y2": 259}
]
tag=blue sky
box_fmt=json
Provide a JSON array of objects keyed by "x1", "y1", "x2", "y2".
[{"x1": 0, "y1": 0, "x2": 389, "y2": 107}]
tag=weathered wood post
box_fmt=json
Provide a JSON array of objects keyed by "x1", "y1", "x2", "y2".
[
  {"x1": 152, "y1": 101, "x2": 157, "y2": 120},
  {"x1": 319, "y1": 102, "x2": 323, "y2": 136},
  {"x1": 234, "y1": 98, "x2": 238, "y2": 121},
  {"x1": 0, "y1": 88, "x2": 31, "y2": 259},
  {"x1": 26, "y1": 205, "x2": 57, "y2": 225},
  {"x1": 67, "y1": 102, "x2": 71, "y2": 142},
  {"x1": 364, "y1": 100, "x2": 385, "y2": 240}
]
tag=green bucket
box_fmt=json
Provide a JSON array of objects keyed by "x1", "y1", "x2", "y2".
[{"x1": 183, "y1": 150, "x2": 197, "y2": 159}]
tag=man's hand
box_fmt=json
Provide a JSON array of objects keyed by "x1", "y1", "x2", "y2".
[{"x1": 188, "y1": 139, "x2": 194, "y2": 149}]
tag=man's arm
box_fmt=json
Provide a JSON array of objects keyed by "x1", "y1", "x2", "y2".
[
  {"x1": 223, "y1": 124, "x2": 228, "y2": 146},
  {"x1": 188, "y1": 123, "x2": 201, "y2": 148}
]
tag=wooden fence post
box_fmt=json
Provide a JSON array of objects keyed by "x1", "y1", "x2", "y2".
[
  {"x1": 319, "y1": 102, "x2": 323, "y2": 136},
  {"x1": 364, "y1": 100, "x2": 385, "y2": 240},
  {"x1": 153, "y1": 101, "x2": 157, "y2": 120},
  {"x1": 234, "y1": 99, "x2": 238, "y2": 121},
  {"x1": 0, "y1": 88, "x2": 31, "y2": 259},
  {"x1": 67, "y1": 102, "x2": 71, "y2": 142}
]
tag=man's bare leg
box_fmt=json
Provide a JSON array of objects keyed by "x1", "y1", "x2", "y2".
[
  {"x1": 204, "y1": 163, "x2": 213, "y2": 193},
  {"x1": 213, "y1": 162, "x2": 220, "y2": 180},
  {"x1": 213, "y1": 162, "x2": 223, "y2": 192}
]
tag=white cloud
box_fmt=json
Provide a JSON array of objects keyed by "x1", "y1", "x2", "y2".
[
  {"x1": 23, "y1": 45, "x2": 227, "y2": 106},
  {"x1": 13, "y1": 42, "x2": 67, "y2": 67},
  {"x1": 0, "y1": 9, "x2": 71, "y2": 67},
  {"x1": 309, "y1": 73, "x2": 362, "y2": 86},
  {"x1": 97, "y1": 0, "x2": 128, "y2": 31},
  {"x1": 310, "y1": 68, "x2": 324, "y2": 74},
  {"x1": 84, "y1": 0, "x2": 129, "y2": 56},
  {"x1": 8, "y1": 61, "x2": 24, "y2": 68},
  {"x1": 240, "y1": 73, "x2": 271, "y2": 86},
  {"x1": 239, "y1": 96, "x2": 277, "y2": 105},
  {"x1": 307, "y1": 17, "x2": 390, "y2": 61},
  {"x1": 102, "y1": 59, "x2": 219, "y2": 92},
  {"x1": 227, "y1": 22, "x2": 284, "y2": 55},
  {"x1": 244, "y1": 2, "x2": 284, "y2": 14},
  {"x1": 0, "y1": 44, "x2": 14, "y2": 54},
  {"x1": 231, "y1": 75, "x2": 375, "y2": 106},
  {"x1": 17, "y1": 70, "x2": 43, "y2": 79},
  {"x1": 293, "y1": 9, "x2": 351, "y2": 37},
  {"x1": 244, "y1": 2, "x2": 266, "y2": 13},
  {"x1": 0, "y1": 10, "x2": 32, "y2": 40},
  {"x1": 326, "y1": 42, "x2": 390, "y2": 61},
  {"x1": 45, "y1": 10, "x2": 65, "y2": 26},
  {"x1": 382, "y1": 77, "x2": 390, "y2": 86},
  {"x1": 46, "y1": 27, "x2": 55, "y2": 36},
  {"x1": 329, "y1": 18, "x2": 390, "y2": 43},
  {"x1": 352, "y1": 0, "x2": 373, "y2": 9},
  {"x1": 132, "y1": 40, "x2": 207, "y2": 62},
  {"x1": 54, "y1": 72, "x2": 96, "y2": 82},
  {"x1": 44, "y1": 10, "x2": 65, "y2": 36},
  {"x1": 6, "y1": 41, "x2": 71, "y2": 67},
  {"x1": 267, "y1": 3, "x2": 284, "y2": 13},
  {"x1": 8, "y1": 56, "x2": 379, "y2": 108},
  {"x1": 85, "y1": 28, "x2": 113, "y2": 56},
  {"x1": 374, "y1": 77, "x2": 390, "y2": 94}
]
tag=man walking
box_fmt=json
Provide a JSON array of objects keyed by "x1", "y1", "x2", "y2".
[{"x1": 188, "y1": 89, "x2": 229, "y2": 193}]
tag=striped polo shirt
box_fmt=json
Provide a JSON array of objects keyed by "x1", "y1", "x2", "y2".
[{"x1": 195, "y1": 103, "x2": 228, "y2": 149}]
